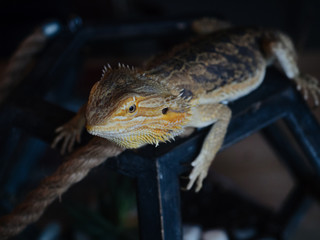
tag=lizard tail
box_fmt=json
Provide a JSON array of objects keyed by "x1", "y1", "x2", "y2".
[
  {"x1": 191, "y1": 17, "x2": 232, "y2": 35},
  {"x1": 0, "y1": 138, "x2": 124, "y2": 239}
]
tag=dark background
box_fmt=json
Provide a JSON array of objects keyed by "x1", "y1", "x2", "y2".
[{"x1": 0, "y1": 0, "x2": 320, "y2": 57}]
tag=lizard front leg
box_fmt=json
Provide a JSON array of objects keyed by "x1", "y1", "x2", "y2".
[
  {"x1": 186, "y1": 103, "x2": 231, "y2": 192},
  {"x1": 51, "y1": 103, "x2": 87, "y2": 154}
]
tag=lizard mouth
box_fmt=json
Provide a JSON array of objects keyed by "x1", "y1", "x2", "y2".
[
  {"x1": 86, "y1": 124, "x2": 184, "y2": 149},
  {"x1": 86, "y1": 125, "x2": 126, "y2": 136}
]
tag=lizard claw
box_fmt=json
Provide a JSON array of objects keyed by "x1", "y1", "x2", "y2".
[
  {"x1": 51, "y1": 121, "x2": 83, "y2": 155},
  {"x1": 186, "y1": 156, "x2": 210, "y2": 192},
  {"x1": 294, "y1": 74, "x2": 320, "y2": 106},
  {"x1": 51, "y1": 106, "x2": 86, "y2": 155}
]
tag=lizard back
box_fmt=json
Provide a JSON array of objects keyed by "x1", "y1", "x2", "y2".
[{"x1": 145, "y1": 28, "x2": 270, "y2": 103}]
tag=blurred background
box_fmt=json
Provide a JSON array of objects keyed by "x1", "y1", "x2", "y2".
[
  {"x1": 1, "y1": 0, "x2": 320, "y2": 57},
  {"x1": 0, "y1": 0, "x2": 320, "y2": 239}
]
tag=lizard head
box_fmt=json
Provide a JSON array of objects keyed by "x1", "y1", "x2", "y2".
[{"x1": 85, "y1": 64, "x2": 190, "y2": 148}]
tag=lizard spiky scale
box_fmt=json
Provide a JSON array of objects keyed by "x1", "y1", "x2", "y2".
[{"x1": 53, "y1": 26, "x2": 320, "y2": 191}]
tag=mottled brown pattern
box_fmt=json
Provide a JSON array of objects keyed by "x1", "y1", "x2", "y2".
[
  {"x1": 85, "y1": 27, "x2": 300, "y2": 149},
  {"x1": 144, "y1": 27, "x2": 278, "y2": 101},
  {"x1": 54, "y1": 25, "x2": 320, "y2": 193}
]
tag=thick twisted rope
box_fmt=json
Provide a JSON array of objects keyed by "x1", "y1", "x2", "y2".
[
  {"x1": 0, "y1": 28, "x2": 47, "y2": 104},
  {"x1": 0, "y1": 22, "x2": 60, "y2": 104},
  {"x1": 0, "y1": 137, "x2": 124, "y2": 239}
]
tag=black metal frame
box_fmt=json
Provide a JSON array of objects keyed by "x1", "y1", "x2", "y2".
[{"x1": 1, "y1": 19, "x2": 320, "y2": 240}]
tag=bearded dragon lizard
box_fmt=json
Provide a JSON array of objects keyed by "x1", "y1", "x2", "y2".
[{"x1": 52, "y1": 23, "x2": 320, "y2": 192}]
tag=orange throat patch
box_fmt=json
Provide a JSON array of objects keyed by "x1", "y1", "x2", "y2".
[{"x1": 86, "y1": 110, "x2": 190, "y2": 149}]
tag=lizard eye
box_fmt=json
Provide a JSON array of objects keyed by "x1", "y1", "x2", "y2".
[{"x1": 128, "y1": 104, "x2": 136, "y2": 113}]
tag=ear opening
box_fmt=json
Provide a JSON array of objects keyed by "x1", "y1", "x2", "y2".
[{"x1": 162, "y1": 107, "x2": 169, "y2": 114}]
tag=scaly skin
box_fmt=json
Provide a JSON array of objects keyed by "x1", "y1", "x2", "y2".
[{"x1": 53, "y1": 26, "x2": 320, "y2": 191}]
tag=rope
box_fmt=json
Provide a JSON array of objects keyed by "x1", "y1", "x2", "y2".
[
  {"x1": 0, "y1": 137, "x2": 124, "y2": 239},
  {"x1": 0, "y1": 29, "x2": 46, "y2": 104},
  {"x1": 0, "y1": 21, "x2": 61, "y2": 104}
]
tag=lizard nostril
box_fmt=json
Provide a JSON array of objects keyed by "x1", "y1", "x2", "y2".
[{"x1": 162, "y1": 108, "x2": 168, "y2": 114}]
